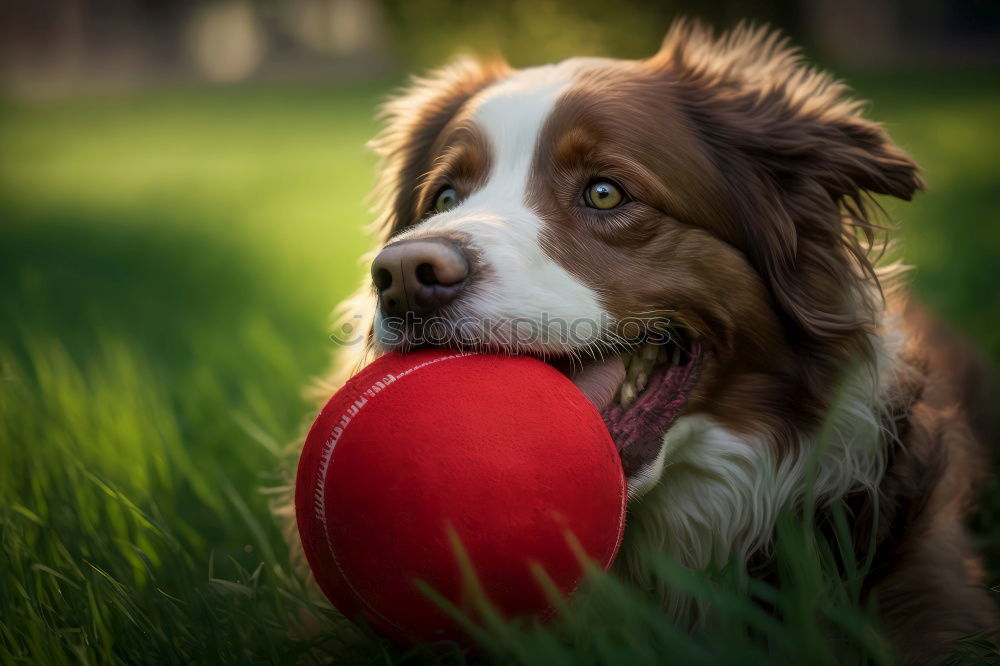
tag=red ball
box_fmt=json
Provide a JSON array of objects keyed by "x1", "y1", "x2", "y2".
[{"x1": 295, "y1": 349, "x2": 625, "y2": 643}]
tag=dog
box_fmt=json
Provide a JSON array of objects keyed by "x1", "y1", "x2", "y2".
[{"x1": 278, "y1": 22, "x2": 998, "y2": 663}]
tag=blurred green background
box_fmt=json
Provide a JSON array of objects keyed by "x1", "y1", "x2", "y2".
[{"x1": 1, "y1": 1, "x2": 998, "y2": 663}]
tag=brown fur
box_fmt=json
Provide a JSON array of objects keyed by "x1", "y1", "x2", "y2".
[{"x1": 840, "y1": 299, "x2": 999, "y2": 663}]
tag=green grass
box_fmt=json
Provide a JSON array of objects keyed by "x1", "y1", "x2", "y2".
[{"x1": 0, "y1": 72, "x2": 997, "y2": 664}]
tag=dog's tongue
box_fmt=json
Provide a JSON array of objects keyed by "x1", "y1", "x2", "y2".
[{"x1": 567, "y1": 355, "x2": 625, "y2": 413}]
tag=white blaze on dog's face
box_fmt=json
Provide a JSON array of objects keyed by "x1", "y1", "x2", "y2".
[
  {"x1": 382, "y1": 60, "x2": 609, "y2": 355},
  {"x1": 365, "y1": 25, "x2": 922, "y2": 496}
]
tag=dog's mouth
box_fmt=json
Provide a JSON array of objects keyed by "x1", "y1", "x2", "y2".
[
  {"x1": 374, "y1": 312, "x2": 703, "y2": 481},
  {"x1": 547, "y1": 336, "x2": 704, "y2": 480}
]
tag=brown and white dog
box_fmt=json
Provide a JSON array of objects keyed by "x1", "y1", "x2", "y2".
[{"x1": 281, "y1": 22, "x2": 997, "y2": 663}]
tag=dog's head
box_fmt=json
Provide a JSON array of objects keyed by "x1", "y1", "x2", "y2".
[{"x1": 355, "y1": 23, "x2": 921, "y2": 495}]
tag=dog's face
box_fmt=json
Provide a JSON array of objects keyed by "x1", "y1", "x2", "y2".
[{"x1": 363, "y1": 25, "x2": 921, "y2": 495}]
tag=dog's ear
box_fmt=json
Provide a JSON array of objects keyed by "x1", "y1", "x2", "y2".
[
  {"x1": 653, "y1": 22, "x2": 923, "y2": 348},
  {"x1": 368, "y1": 57, "x2": 511, "y2": 241}
]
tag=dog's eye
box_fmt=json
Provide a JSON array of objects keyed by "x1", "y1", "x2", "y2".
[
  {"x1": 583, "y1": 180, "x2": 624, "y2": 210},
  {"x1": 434, "y1": 186, "x2": 459, "y2": 213}
]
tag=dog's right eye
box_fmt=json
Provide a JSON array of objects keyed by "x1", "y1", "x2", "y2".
[
  {"x1": 434, "y1": 186, "x2": 459, "y2": 213},
  {"x1": 583, "y1": 180, "x2": 625, "y2": 210}
]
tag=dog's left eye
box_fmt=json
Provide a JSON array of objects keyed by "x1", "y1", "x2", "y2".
[
  {"x1": 434, "y1": 186, "x2": 460, "y2": 213},
  {"x1": 583, "y1": 180, "x2": 625, "y2": 210}
]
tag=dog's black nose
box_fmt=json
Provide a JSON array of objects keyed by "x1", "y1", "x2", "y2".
[{"x1": 371, "y1": 237, "x2": 469, "y2": 318}]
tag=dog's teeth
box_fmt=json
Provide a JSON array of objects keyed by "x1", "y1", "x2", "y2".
[
  {"x1": 619, "y1": 341, "x2": 674, "y2": 408},
  {"x1": 619, "y1": 381, "x2": 637, "y2": 408},
  {"x1": 621, "y1": 351, "x2": 633, "y2": 372},
  {"x1": 625, "y1": 352, "x2": 643, "y2": 382},
  {"x1": 635, "y1": 370, "x2": 648, "y2": 394},
  {"x1": 642, "y1": 343, "x2": 658, "y2": 363}
]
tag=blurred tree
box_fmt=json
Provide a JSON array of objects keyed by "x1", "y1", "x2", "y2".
[{"x1": 0, "y1": 0, "x2": 997, "y2": 96}]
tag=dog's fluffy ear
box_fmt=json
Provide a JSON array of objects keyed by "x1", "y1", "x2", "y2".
[
  {"x1": 368, "y1": 56, "x2": 511, "y2": 241},
  {"x1": 653, "y1": 22, "x2": 923, "y2": 348}
]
